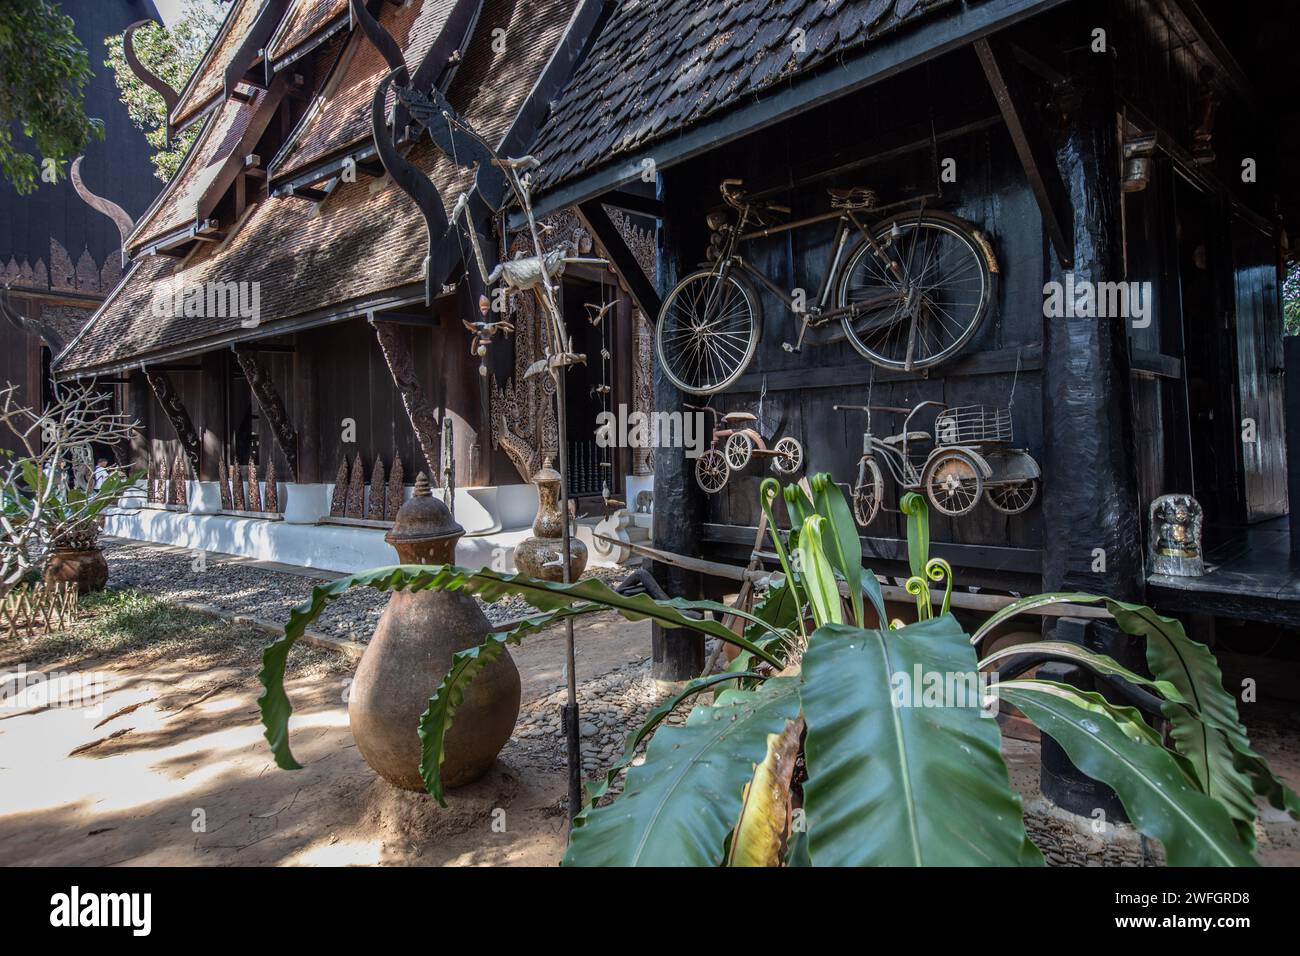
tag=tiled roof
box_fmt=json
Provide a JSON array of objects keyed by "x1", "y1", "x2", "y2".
[
  {"x1": 271, "y1": 0, "x2": 460, "y2": 180},
  {"x1": 266, "y1": 0, "x2": 350, "y2": 64},
  {"x1": 130, "y1": 91, "x2": 269, "y2": 253},
  {"x1": 59, "y1": 0, "x2": 579, "y2": 375},
  {"x1": 171, "y1": 0, "x2": 267, "y2": 130},
  {"x1": 530, "y1": 0, "x2": 959, "y2": 191}
]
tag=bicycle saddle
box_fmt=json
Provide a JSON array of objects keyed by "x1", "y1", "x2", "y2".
[
  {"x1": 721, "y1": 411, "x2": 758, "y2": 423},
  {"x1": 829, "y1": 187, "x2": 878, "y2": 210},
  {"x1": 882, "y1": 431, "x2": 930, "y2": 446}
]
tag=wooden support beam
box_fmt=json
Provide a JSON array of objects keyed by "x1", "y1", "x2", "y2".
[
  {"x1": 974, "y1": 36, "x2": 1074, "y2": 268},
  {"x1": 577, "y1": 199, "x2": 662, "y2": 322},
  {"x1": 232, "y1": 345, "x2": 299, "y2": 480},
  {"x1": 371, "y1": 320, "x2": 441, "y2": 475},
  {"x1": 144, "y1": 369, "x2": 201, "y2": 477},
  {"x1": 600, "y1": 190, "x2": 664, "y2": 219}
]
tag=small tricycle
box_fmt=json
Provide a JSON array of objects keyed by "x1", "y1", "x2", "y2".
[
  {"x1": 687, "y1": 404, "x2": 804, "y2": 494},
  {"x1": 834, "y1": 401, "x2": 1039, "y2": 525}
]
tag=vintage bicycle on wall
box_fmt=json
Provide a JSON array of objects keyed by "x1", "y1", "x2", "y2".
[
  {"x1": 834, "y1": 401, "x2": 1040, "y2": 524},
  {"x1": 686, "y1": 403, "x2": 804, "y2": 494},
  {"x1": 655, "y1": 179, "x2": 999, "y2": 395}
]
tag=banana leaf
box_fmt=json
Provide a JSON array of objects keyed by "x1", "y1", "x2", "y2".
[
  {"x1": 799, "y1": 617, "x2": 1042, "y2": 866},
  {"x1": 728, "y1": 716, "x2": 805, "y2": 867},
  {"x1": 562, "y1": 677, "x2": 802, "y2": 866},
  {"x1": 979, "y1": 640, "x2": 1186, "y2": 705},
  {"x1": 970, "y1": 592, "x2": 1299, "y2": 834},
  {"x1": 999, "y1": 679, "x2": 1257, "y2": 866},
  {"x1": 798, "y1": 516, "x2": 843, "y2": 627},
  {"x1": 258, "y1": 564, "x2": 787, "y2": 773}
]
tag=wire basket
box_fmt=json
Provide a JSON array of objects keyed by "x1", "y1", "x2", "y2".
[{"x1": 933, "y1": 405, "x2": 1013, "y2": 445}]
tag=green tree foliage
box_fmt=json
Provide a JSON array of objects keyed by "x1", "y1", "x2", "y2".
[
  {"x1": 104, "y1": 0, "x2": 221, "y2": 182},
  {"x1": 0, "y1": 0, "x2": 104, "y2": 194}
]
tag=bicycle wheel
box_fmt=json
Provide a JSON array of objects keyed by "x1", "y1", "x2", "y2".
[
  {"x1": 771, "y1": 437, "x2": 803, "y2": 475},
  {"x1": 837, "y1": 211, "x2": 993, "y2": 371},
  {"x1": 986, "y1": 478, "x2": 1038, "y2": 515},
  {"x1": 852, "y1": 458, "x2": 884, "y2": 526},
  {"x1": 656, "y1": 268, "x2": 761, "y2": 395}
]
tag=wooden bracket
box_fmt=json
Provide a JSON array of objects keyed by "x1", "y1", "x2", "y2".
[
  {"x1": 371, "y1": 320, "x2": 441, "y2": 475},
  {"x1": 974, "y1": 36, "x2": 1074, "y2": 269},
  {"x1": 232, "y1": 345, "x2": 299, "y2": 480},
  {"x1": 577, "y1": 199, "x2": 662, "y2": 321},
  {"x1": 144, "y1": 369, "x2": 201, "y2": 477}
]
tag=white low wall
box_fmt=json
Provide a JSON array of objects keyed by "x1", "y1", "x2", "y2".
[{"x1": 104, "y1": 481, "x2": 623, "y2": 576}]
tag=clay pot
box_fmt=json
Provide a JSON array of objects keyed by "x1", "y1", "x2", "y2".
[
  {"x1": 44, "y1": 547, "x2": 108, "y2": 595},
  {"x1": 514, "y1": 458, "x2": 587, "y2": 582},
  {"x1": 348, "y1": 475, "x2": 520, "y2": 792}
]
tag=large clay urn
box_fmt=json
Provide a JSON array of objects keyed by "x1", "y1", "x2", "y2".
[
  {"x1": 348, "y1": 475, "x2": 520, "y2": 791},
  {"x1": 514, "y1": 458, "x2": 587, "y2": 582}
]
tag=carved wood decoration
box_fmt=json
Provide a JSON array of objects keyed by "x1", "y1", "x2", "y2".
[
  {"x1": 386, "y1": 455, "x2": 404, "y2": 520},
  {"x1": 345, "y1": 452, "x2": 365, "y2": 519},
  {"x1": 124, "y1": 20, "x2": 179, "y2": 115},
  {"x1": 144, "y1": 370, "x2": 201, "y2": 477},
  {"x1": 218, "y1": 457, "x2": 233, "y2": 509},
  {"x1": 372, "y1": 321, "x2": 441, "y2": 475},
  {"x1": 232, "y1": 346, "x2": 299, "y2": 481},
  {"x1": 230, "y1": 463, "x2": 246, "y2": 511},
  {"x1": 487, "y1": 213, "x2": 593, "y2": 481},
  {"x1": 246, "y1": 459, "x2": 262, "y2": 513},
  {"x1": 170, "y1": 449, "x2": 187, "y2": 507},
  {"x1": 367, "y1": 458, "x2": 385, "y2": 520},
  {"x1": 265, "y1": 457, "x2": 279, "y2": 514},
  {"x1": 330, "y1": 458, "x2": 349, "y2": 517}
]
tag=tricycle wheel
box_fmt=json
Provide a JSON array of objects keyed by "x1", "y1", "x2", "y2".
[
  {"x1": 852, "y1": 458, "x2": 884, "y2": 526},
  {"x1": 695, "y1": 449, "x2": 729, "y2": 494},
  {"x1": 985, "y1": 478, "x2": 1038, "y2": 515},
  {"x1": 772, "y1": 436, "x2": 803, "y2": 474},
  {"x1": 922, "y1": 449, "x2": 983, "y2": 516},
  {"x1": 724, "y1": 432, "x2": 754, "y2": 470}
]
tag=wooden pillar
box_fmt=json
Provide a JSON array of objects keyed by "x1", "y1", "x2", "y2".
[
  {"x1": 232, "y1": 345, "x2": 299, "y2": 480},
  {"x1": 127, "y1": 370, "x2": 150, "y2": 473},
  {"x1": 651, "y1": 171, "x2": 706, "y2": 681},
  {"x1": 197, "y1": 351, "x2": 226, "y2": 480},
  {"x1": 1040, "y1": 51, "x2": 1143, "y2": 601},
  {"x1": 296, "y1": 336, "x2": 320, "y2": 483},
  {"x1": 144, "y1": 369, "x2": 201, "y2": 477}
]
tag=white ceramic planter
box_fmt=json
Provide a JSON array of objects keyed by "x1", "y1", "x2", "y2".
[
  {"x1": 188, "y1": 480, "x2": 223, "y2": 515},
  {"x1": 282, "y1": 483, "x2": 331, "y2": 524}
]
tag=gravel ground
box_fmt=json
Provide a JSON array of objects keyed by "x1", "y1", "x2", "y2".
[{"x1": 100, "y1": 537, "x2": 626, "y2": 641}]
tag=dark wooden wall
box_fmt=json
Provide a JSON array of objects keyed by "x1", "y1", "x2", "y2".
[{"x1": 662, "y1": 49, "x2": 1046, "y2": 581}]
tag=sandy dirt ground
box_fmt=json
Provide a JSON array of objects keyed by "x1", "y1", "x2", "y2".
[
  {"x1": 2, "y1": 601, "x2": 1298, "y2": 867},
  {"x1": 0, "y1": 610, "x2": 647, "y2": 867}
]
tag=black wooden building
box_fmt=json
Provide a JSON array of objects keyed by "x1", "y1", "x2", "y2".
[{"x1": 523, "y1": 0, "x2": 1300, "y2": 678}]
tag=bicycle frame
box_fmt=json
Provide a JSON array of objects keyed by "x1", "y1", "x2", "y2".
[{"x1": 707, "y1": 202, "x2": 904, "y2": 353}]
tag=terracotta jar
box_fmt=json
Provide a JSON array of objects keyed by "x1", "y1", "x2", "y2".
[
  {"x1": 514, "y1": 458, "x2": 587, "y2": 582},
  {"x1": 348, "y1": 475, "x2": 520, "y2": 791},
  {"x1": 44, "y1": 547, "x2": 108, "y2": 594}
]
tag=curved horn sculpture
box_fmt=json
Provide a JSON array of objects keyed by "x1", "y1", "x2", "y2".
[
  {"x1": 372, "y1": 70, "x2": 449, "y2": 304},
  {"x1": 0, "y1": 282, "x2": 65, "y2": 353},
  {"x1": 350, "y1": 0, "x2": 408, "y2": 82},
  {"x1": 71, "y1": 157, "x2": 136, "y2": 254},
  {"x1": 124, "y1": 20, "x2": 180, "y2": 113}
]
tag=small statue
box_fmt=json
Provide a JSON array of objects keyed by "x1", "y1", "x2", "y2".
[{"x1": 1148, "y1": 494, "x2": 1204, "y2": 577}]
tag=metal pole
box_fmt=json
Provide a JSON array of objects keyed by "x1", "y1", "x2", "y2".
[{"x1": 553, "y1": 366, "x2": 582, "y2": 823}]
